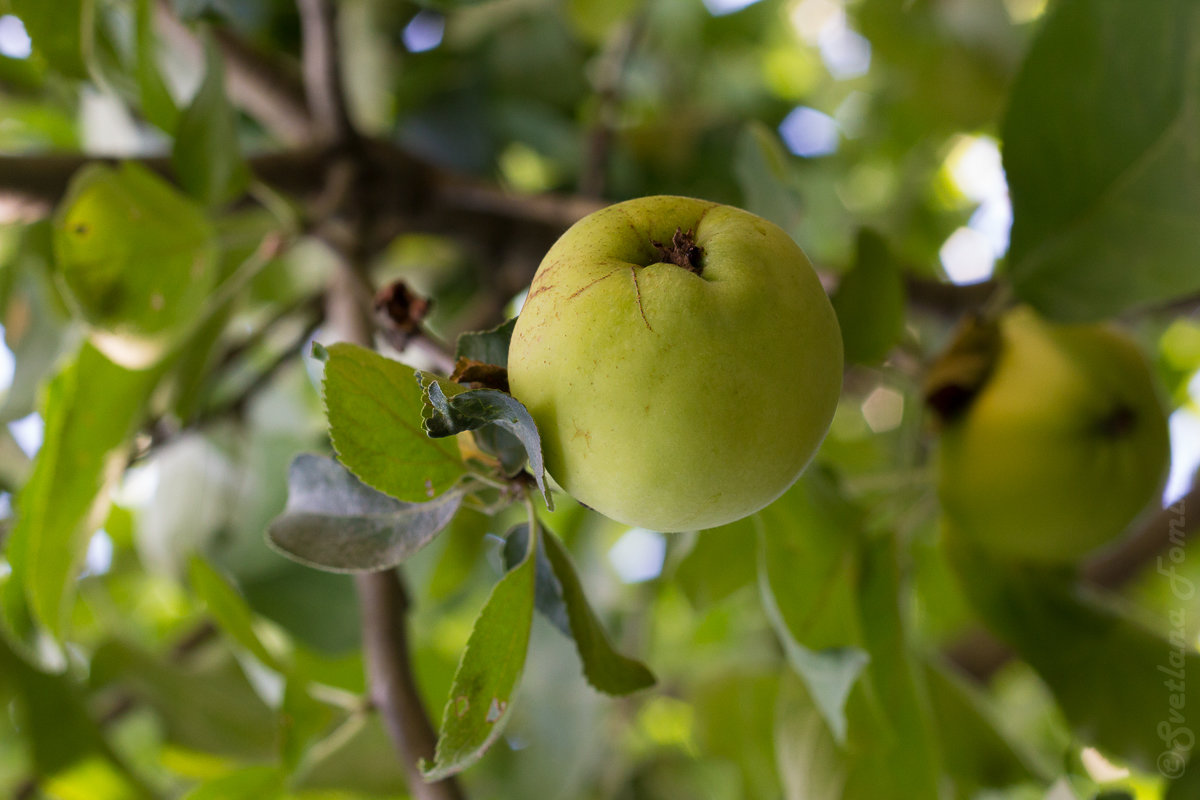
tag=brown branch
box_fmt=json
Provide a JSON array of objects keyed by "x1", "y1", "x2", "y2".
[
  {"x1": 155, "y1": 0, "x2": 313, "y2": 143},
  {"x1": 945, "y1": 479, "x2": 1200, "y2": 682}
]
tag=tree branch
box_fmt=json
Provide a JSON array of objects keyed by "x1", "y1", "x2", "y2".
[
  {"x1": 945, "y1": 479, "x2": 1200, "y2": 682},
  {"x1": 296, "y1": 0, "x2": 356, "y2": 144}
]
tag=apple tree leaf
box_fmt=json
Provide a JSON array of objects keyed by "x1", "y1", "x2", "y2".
[
  {"x1": 417, "y1": 372, "x2": 551, "y2": 507},
  {"x1": 1003, "y1": 0, "x2": 1200, "y2": 321},
  {"x1": 734, "y1": 121, "x2": 803, "y2": 234},
  {"x1": 186, "y1": 556, "x2": 285, "y2": 672},
  {"x1": 672, "y1": 516, "x2": 758, "y2": 610},
  {"x1": 135, "y1": 0, "x2": 179, "y2": 132},
  {"x1": 772, "y1": 536, "x2": 942, "y2": 800},
  {"x1": 455, "y1": 317, "x2": 517, "y2": 367},
  {"x1": 923, "y1": 660, "x2": 1046, "y2": 792},
  {"x1": 5, "y1": 343, "x2": 161, "y2": 639},
  {"x1": 524, "y1": 523, "x2": 656, "y2": 695},
  {"x1": 266, "y1": 453, "x2": 463, "y2": 573},
  {"x1": 502, "y1": 522, "x2": 570, "y2": 636},
  {"x1": 948, "y1": 533, "x2": 1200, "y2": 774},
  {"x1": 11, "y1": 0, "x2": 91, "y2": 78},
  {"x1": 421, "y1": 519, "x2": 538, "y2": 780},
  {"x1": 832, "y1": 229, "x2": 906, "y2": 366},
  {"x1": 172, "y1": 33, "x2": 250, "y2": 207},
  {"x1": 322, "y1": 343, "x2": 466, "y2": 503},
  {"x1": 0, "y1": 637, "x2": 149, "y2": 796}
]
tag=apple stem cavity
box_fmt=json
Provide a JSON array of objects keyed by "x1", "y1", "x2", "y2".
[
  {"x1": 651, "y1": 227, "x2": 704, "y2": 275},
  {"x1": 1097, "y1": 403, "x2": 1137, "y2": 438}
]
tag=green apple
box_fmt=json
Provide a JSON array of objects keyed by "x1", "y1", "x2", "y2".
[
  {"x1": 507, "y1": 195, "x2": 843, "y2": 532},
  {"x1": 933, "y1": 306, "x2": 1170, "y2": 563},
  {"x1": 52, "y1": 163, "x2": 218, "y2": 368}
]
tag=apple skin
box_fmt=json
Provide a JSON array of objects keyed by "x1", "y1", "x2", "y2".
[
  {"x1": 936, "y1": 307, "x2": 1170, "y2": 563},
  {"x1": 507, "y1": 195, "x2": 843, "y2": 532}
]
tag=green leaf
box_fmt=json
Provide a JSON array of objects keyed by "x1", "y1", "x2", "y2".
[
  {"x1": 1003, "y1": 0, "x2": 1200, "y2": 320},
  {"x1": 0, "y1": 227, "x2": 68, "y2": 424},
  {"x1": 279, "y1": 679, "x2": 336, "y2": 771},
  {"x1": 89, "y1": 639, "x2": 278, "y2": 758},
  {"x1": 757, "y1": 472, "x2": 868, "y2": 741},
  {"x1": 422, "y1": 520, "x2": 538, "y2": 780},
  {"x1": 542, "y1": 525, "x2": 656, "y2": 695},
  {"x1": 948, "y1": 534, "x2": 1200, "y2": 773},
  {"x1": 135, "y1": 0, "x2": 179, "y2": 132},
  {"x1": 187, "y1": 556, "x2": 284, "y2": 672},
  {"x1": 6, "y1": 343, "x2": 160, "y2": 637},
  {"x1": 322, "y1": 343, "x2": 465, "y2": 503},
  {"x1": 267, "y1": 453, "x2": 463, "y2": 572},
  {"x1": 831, "y1": 230, "x2": 906, "y2": 365},
  {"x1": 774, "y1": 671, "x2": 851, "y2": 800},
  {"x1": 172, "y1": 33, "x2": 250, "y2": 206},
  {"x1": 290, "y1": 712, "x2": 409, "y2": 795},
  {"x1": 419, "y1": 372, "x2": 550, "y2": 506},
  {"x1": 852, "y1": 536, "x2": 941, "y2": 798},
  {"x1": 182, "y1": 766, "x2": 284, "y2": 800},
  {"x1": 0, "y1": 637, "x2": 150, "y2": 798},
  {"x1": 757, "y1": 471, "x2": 864, "y2": 652},
  {"x1": 455, "y1": 317, "x2": 517, "y2": 367},
  {"x1": 12, "y1": 0, "x2": 92, "y2": 78},
  {"x1": 734, "y1": 121, "x2": 803, "y2": 234},
  {"x1": 51, "y1": 162, "x2": 219, "y2": 363},
  {"x1": 924, "y1": 659, "x2": 1045, "y2": 791},
  {"x1": 673, "y1": 516, "x2": 759, "y2": 610},
  {"x1": 773, "y1": 537, "x2": 943, "y2": 800},
  {"x1": 503, "y1": 522, "x2": 570, "y2": 635}
]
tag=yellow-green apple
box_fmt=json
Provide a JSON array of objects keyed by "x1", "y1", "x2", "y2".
[
  {"x1": 507, "y1": 195, "x2": 843, "y2": 532},
  {"x1": 932, "y1": 306, "x2": 1170, "y2": 563}
]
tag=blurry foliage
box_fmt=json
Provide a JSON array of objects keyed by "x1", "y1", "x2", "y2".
[{"x1": 0, "y1": 0, "x2": 1197, "y2": 798}]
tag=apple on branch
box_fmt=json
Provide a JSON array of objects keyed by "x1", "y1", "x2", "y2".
[
  {"x1": 927, "y1": 306, "x2": 1171, "y2": 563},
  {"x1": 508, "y1": 195, "x2": 844, "y2": 532}
]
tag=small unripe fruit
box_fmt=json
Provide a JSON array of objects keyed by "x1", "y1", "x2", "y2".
[{"x1": 932, "y1": 307, "x2": 1170, "y2": 563}]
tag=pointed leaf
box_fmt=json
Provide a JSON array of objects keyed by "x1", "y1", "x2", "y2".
[
  {"x1": 541, "y1": 527, "x2": 655, "y2": 696},
  {"x1": 173, "y1": 33, "x2": 250, "y2": 206},
  {"x1": 832, "y1": 229, "x2": 905, "y2": 366},
  {"x1": 455, "y1": 317, "x2": 517, "y2": 367},
  {"x1": 422, "y1": 523, "x2": 538, "y2": 780},
  {"x1": 187, "y1": 556, "x2": 284, "y2": 672},
  {"x1": 267, "y1": 453, "x2": 463, "y2": 572},
  {"x1": 418, "y1": 373, "x2": 550, "y2": 506},
  {"x1": 6, "y1": 343, "x2": 160, "y2": 636},
  {"x1": 322, "y1": 343, "x2": 465, "y2": 503},
  {"x1": 924, "y1": 659, "x2": 1045, "y2": 791},
  {"x1": 136, "y1": 0, "x2": 179, "y2": 132},
  {"x1": 503, "y1": 522, "x2": 570, "y2": 636}
]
